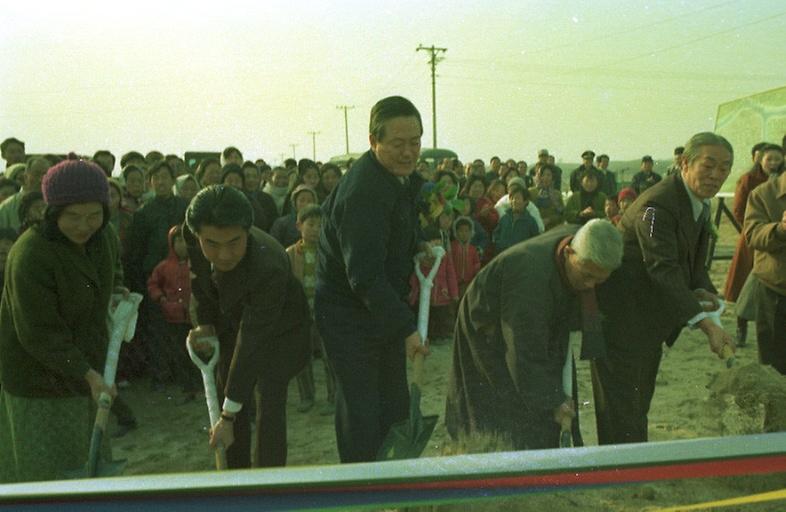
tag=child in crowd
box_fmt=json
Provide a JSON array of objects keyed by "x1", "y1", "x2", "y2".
[
  {"x1": 451, "y1": 216, "x2": 481, "y2": 299},
  {"x1": 272, "y1": 185, "x2": 317, "y2": 248},
  {"x1": 146, "y1": 225, "x2": 199, "y2": 403},
  {"x1": 617, "y1": 187, "x2": 637, "y2": 217},
  {"x1": 437, "y1": 208, "x2": 454, "y2": 252},
  {"x1": 455, "y1": 198, "x2": 488, "y2": 259},
  {"x1": 409, "y1": 226, "x2": 459, "y2": 342},
  {"x1": 604, "y1": 196, "x2": 620, "y2": 224},
  {"x1": 287, "y1": 204, "x2": 336, "y2": 414},
  {"x1": 493, "y1": 184, "x2": 539, "y2": 255}
]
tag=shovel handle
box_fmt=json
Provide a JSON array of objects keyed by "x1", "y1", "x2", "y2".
[
  {"x1": 413, "y1": 351, "x2": 425, "y2": 388},
  {"x1": 559, "y1": 417, "x2": 572, "y2": 448}
]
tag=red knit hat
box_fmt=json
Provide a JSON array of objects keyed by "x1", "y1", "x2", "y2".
[
  {"x1": 42, "y1": 153, "x2": 109, "y2": 207},
  {"x1": 617, "y1": 187, "x2": 637, "y2": 203}
]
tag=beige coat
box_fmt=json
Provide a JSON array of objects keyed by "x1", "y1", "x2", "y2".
[{"x1": 744, "y1": 171, "x2": 786, "y2": 296}]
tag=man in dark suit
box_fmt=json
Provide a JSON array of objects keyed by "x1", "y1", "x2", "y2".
[{"x1": 594, "y1": 132, "x2": 735, "y2": 445}]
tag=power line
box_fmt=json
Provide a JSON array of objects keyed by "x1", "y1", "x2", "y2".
[
  {"x1": 417, "y1": 44, "x2": 447, "y2": 149},
  {"x1": 565, "y1": 10, "x2": 786, "y2": 76},
  {"x1": 451, "y1": 0, "x2": 738, "y2": 64}
]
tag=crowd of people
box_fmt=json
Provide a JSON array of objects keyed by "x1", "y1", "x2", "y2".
[{"x1": 0, "y1": 102, "x2": 784, "y2": 482}]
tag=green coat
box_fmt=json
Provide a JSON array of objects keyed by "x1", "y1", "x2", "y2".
[
  {"x1": 0, "y1": 224, "x2": 122, "y2": 398},
  {"x1": 564, "y1": 190, "x2": 607, "y2": 225}
]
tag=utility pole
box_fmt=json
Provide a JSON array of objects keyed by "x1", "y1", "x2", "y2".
[
  {"x1": 336, "y1": 105, "x2": 355, "y2": 155},
  {"x1": 289, "y1": 144, "x2": 298, "y2": 160},
  {"x1": 416, "y1": 44, "x2": 447, "y2": 149},
  {"x1": 307, "y1": 130, "x2": 320, "y2": 161}
]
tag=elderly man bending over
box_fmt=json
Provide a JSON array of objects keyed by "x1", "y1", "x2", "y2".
[{"x1": 445, "y1": 219, "x2": 623, "y2": 449}]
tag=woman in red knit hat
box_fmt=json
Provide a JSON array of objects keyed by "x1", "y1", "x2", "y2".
[{"x1": 0, "y1": 155, "x2": 127, "y2": 483}]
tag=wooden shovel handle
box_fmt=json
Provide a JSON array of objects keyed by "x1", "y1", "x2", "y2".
[{"x1": 413, "y1": 351, "x2": 425, "y2": 387}]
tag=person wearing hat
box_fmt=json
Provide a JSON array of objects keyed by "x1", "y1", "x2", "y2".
[
  {"x1": 0, "y1": 156, "x2": 127, "y2": 483},
  {"x1": 270, "y1": 184, "x2": 318, "y2": 248},
  {"x1": 569, "y1": 150, "x2": 604, "y2": 194},
  {"x1": 630, "y1": 155, "x2": 662, "y2": 195}
]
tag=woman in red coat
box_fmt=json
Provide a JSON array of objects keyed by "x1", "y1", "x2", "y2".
[{"x1": 724, "y1": 144, "x2": 784, "y2": 345}]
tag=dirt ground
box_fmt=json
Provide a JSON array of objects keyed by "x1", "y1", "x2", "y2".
[{"x1": 109, "y1": 220, "x2": 786, "y2": 511}]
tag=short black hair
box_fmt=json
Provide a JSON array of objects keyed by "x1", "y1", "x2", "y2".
[
  {"x1": 145, "y1": 150, "x2": 164, "y2": 164},
  {"x1": 186, "y1": 185, "x2": 254, "y2": 233},
  {"x1": 148, "y1": 160, "x2": 175, "y2": 180},
  {"x1": 0, "y1": 137, "x2": 24, "y2": 156},
  {"x1": 222, "y1": 146, "x2": 243, "y2": 161},
  {"x1": 320, "y1": 163, "x2": 341, "y2": 178},
  {"x1": 297, "y1": 203, "x2": 322, "y2": 223},
  {"x1": 283, "y1": 158, "x2": 297, "y2": 169},
  {"x1": 120, "y1": 151, "x2": 145, "y2": 169},
  {"x1": 454, "y1": 217, "x2": 473, "y2": 231},
  {"x1": 369, "y1": 96, "x2": 423, "y2": 141},
  {"x1": 596, "y1": 154, "x2": 609, "y2": 163},
  {"x1": 674, "y1": 146, "x2": 685, "y2": 155},
  {"x1": 122, "y1": 164, "x2": 144, "y2": 183},
  {"x1": 752, "y1": 141, "x2": 769, "y2": 156},
  {"x1": 220, "y1": 163, "x2": 245, "y2": 185}
]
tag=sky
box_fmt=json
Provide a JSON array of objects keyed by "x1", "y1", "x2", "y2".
[{"x1": 1, "y1": 0, "x2": 784, "y2": 168}]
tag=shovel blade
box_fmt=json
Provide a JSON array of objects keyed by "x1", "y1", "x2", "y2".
[{"x1": 376, "y1": 383, "x2": 438, "y2": 461}]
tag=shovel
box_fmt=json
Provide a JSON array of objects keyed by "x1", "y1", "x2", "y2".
[
  {"x1": 187, "y1": 335, "x2": 227, "y2": 470},
  {"x1": 376, "y1": 246, "x2": 444, "y2": 461},
  {"x1": 66, "y1": 292, "x2": 143, "y2": 479},
  {"x1": 560, "y1": 344, "x2": 573, "y2": 448}
]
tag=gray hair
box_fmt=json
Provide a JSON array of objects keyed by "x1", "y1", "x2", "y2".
[
  {"x1": 682, "y1": 132, "x2": 734, "y2": 167},
  {"x1": 570, "y1": 219, "x2": 623, "y2": 271}
]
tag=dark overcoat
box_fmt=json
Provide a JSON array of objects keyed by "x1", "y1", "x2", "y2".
[
  {"x1": 445, "y1": 225, "x2": 580, "y2": 449},
  {"x1": 597, "y1": 173, "x2": 715, "y2": 352}
]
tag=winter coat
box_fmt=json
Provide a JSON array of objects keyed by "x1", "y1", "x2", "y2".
[
  {"x1": 317, "y1": 150, "x2": 423, "y2": 342},
  {"x1": 0, "y1": 224, "x2": 123, "y2": 397},
  {"x1": 745, "y1": 170, "x2": 786, "y2": 296},
  {"x1": 185, "y1": 225, "x2": 310, "y2": 404},
  {"x1": 445, "y1": 225, "x2": 580, "y2": 448},
  {"x1": 529, "y1": 185, "x2": 565, "y2": 231},
  {"x1": 408, "y1": 253, "x2": 459, "y2": 307},
  {"x1": 147, "y1": 228, "x2": 191, "y2": 324},
  {"x1": 564, "y1": 190, "x2": 607, "y2": 225},
  {"x1": 493, "y1": 208, "x2": 540, "y2": 255},
  {"x1": 597, "y1": 174, "x2": 715, "y2": 352},
  {"x1": 451, "y1": 216, "x2": 481, "y2": 286},
  {"x1": 724, "y1": 167, "x2": 769, "y2": 301},
  {"x1": 630, "y1": 170, "x2": 663, "y2": 195}
]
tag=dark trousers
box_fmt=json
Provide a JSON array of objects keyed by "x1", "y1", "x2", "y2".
[
  {"x1": 216, "y1": 368, "x2": 289, "y2": 469},
  {"x1": 592, "y1": 343, "x2": 662, "y2": 445},
  {"x1": 139, "y1": 298, "x2": 170, "y2": 384},
  {"x1": 165, "y1": 323, "x2": 200, "y2": 393},
  {"x1": 316, "y1": 292, "x2": 410, "y2": 463},
  {"x1": 756, "y1": 285, "x2": 786, "y2": 375}
]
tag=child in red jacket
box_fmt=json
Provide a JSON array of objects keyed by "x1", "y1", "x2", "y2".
[
  {"x1": 450, "y1": 216, "x2": 481, "y2": 299},
  {"x1": 409, "y1": 226, "x2": 459, "y2": 342},
  {"x1": 147, "y1": 225, "x2": 199, "y2": 402}
]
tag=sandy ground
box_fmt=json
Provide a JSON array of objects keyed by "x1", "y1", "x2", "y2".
[{"x1": 110, "y1": 222, "x2": 786, "y2": 511}]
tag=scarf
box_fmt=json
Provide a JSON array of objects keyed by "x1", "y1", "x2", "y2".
[{"x1": 555, "y1": 235, "x2": 606, "y2": 360}]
